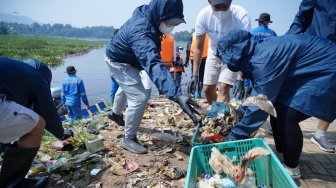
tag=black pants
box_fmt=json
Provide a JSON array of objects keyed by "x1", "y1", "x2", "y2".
[
  {"x1": 191, "y1": 58, "x2": 206, "y2": 82},
  {"x1": 270, "y1": 102, "x2": 310, "y2": 168}
]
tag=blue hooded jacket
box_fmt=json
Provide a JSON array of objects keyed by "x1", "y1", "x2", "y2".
[
  {"x1": 217, "y1": 30, "x2": 336, "y2": 138},
  {"x1": 105, "y1": 0, "x2": 185, "y2": 100},
  {"x1": 286, "y1": 0, "x2": 336, "y2": 42},
  {"x1": 0, "y1": 57, "x2": 64, "y2": 139}
]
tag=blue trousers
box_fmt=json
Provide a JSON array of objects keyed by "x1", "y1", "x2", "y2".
[
  {"x1": 66, "y1": 106, "x2": 82, "y2": 123},
  {"x1": 110, "y1": 76, "x2": 119, "y2": 99}
]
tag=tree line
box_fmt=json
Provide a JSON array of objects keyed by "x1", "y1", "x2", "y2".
[{"x1": 0, "y1": 22, "x2": 193, "y2": 42}]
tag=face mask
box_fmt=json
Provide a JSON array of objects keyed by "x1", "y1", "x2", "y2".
[
  {"x1": 159, "y1": 23, "x2": 175, "y2": 34},
  {"x1": 212, "y1": 10, "x2": 229, "y2": 20}
]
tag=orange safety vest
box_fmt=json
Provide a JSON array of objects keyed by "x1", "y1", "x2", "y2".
[
  {"x1": 190, "y1": 33, "x2": 209, "y2": 60},
  {"x1": 160, "y1": 34, "x2": 175, "y2": 67},
  {"x1": 169, "y1": 52, "x2": 184, "y2": 73}
]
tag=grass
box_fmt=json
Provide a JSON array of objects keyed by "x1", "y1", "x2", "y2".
[
  {"x1": 38, "y1": 115, "x2": 109, "y2": 160},
  {"x1": 0, "y1": 34, "x2": 106, "y2": 67}
]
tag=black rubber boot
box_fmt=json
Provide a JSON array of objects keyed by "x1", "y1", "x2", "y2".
[{"x1": 0, "y1": 145, "x2": 49, "y2": 188}]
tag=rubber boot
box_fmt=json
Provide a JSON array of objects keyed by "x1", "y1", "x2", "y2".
[
  {"x1": 0, "y1": 145, "x2": 49, "y2": 188},
  {"x1": 197, "y1": 82, "x2": 203, "y2": 98}
]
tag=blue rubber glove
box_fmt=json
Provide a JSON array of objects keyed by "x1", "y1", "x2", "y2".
[{"x1": 232, "y1": 80, "x2": 245, "y2": 100}]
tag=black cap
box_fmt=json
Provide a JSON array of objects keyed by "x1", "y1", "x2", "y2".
[
  {"x1": 166, "y1": 17, "x2": 186, "y2": 26},
  {"x1": 65, "y1": 66, "x2": 77, "y2": 74},
  {"x1": 255, "y1": 13, "x2": 273, "y2": 23},
  {"x1": 211, "y1": 0, "x2": 232, "y2": 5}
]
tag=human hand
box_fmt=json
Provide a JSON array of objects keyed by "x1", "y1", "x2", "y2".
[
  {"x1": 187, "y1": 76, "x2": 198, "y2": 95},
  {"x1": 233, "y1": 80, "x2": 245, "y2": 100},
  {"x1": 60, "y1": 129, "x2": 74, "y2": 140},
  {"x1": 184, "y1": 60, "x2": 189, "y2": 67},
  {"x1": 86, "y1": 105, "x2": 90, "y2": 111},
  {"x1": 174, "y1": 95, "x2": 200, "y2": 125}
]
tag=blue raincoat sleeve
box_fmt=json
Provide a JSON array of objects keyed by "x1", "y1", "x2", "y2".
[
  {"x1": 23, "y1": 58, "x2": 64, "y2": 139},
  {"x1": 230, "y1": 45, "x2": 292, "y2": 138},
  {"x1": 32, "y1": 84, "x2": 65, "y2": 139},
  {"x1": 129, "y1": 33, "x2": 181, "y2": 101},
  {"x1": 231, "y1": 58, "x2": 288, "y2": 138},
  {"x1": 286, "y1": 0, "x2": 314, "y2": 34},
  {"x1": 79, "y1": 79, "x2": 89, "y2": 106}
]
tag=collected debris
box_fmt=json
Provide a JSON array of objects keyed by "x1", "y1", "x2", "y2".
[
  {"x1": 209, "y1": 147, "x2": 270, "y2": 183},
  {"x1": 8, "y1": 97, "x2": 273, "y2": 187},
  {"x1": 242, "y1": 94, "x2": 277, "y2": 117}
]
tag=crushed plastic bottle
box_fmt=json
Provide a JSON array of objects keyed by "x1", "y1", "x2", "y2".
[
  {"x1": 194, "y1": 92, "x2": 199, "y2": 98},
  {"x1": 47, "y1": 157, "x2": 68, "y2": 173},
  {"x1": 29, "y1": 163, "x2": 46, "y2": 174},
  {"x1": 236, "y1": 176, "x2": 257, "y2": 188},
  {"x1": 213, "y1": 177, "x2": 236, "y2": 188}
]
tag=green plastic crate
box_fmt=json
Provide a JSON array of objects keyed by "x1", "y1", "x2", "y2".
[
  {"x1": 185, "y1": 138, "x2": 297, "y2": 188},
  {"x1": 191, "y1": 123, "x2": 202, "y2": 147}
]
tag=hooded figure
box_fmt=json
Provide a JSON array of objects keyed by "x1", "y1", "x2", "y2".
[
  {"x1": 218, "y1": 29, "x2": 336, "y2": 137},
  {"x1": 0, "y1": 57, "x2": 72, "y2": 187},
  {"x1": 106, "y1": 0, "x2": 187, "y2": 99},
  {"x1": 286, "y1": 0, "x2": 336, "y2": 154},
  {"x1": 105, "y1": 0, "x2": 199, "y2": 154},
  {"x1": 217, "y1": 29, "x2": 336, "y2": 178},
  {"x1": 0, "y1": 58, "x2": 65, "y2": 139}
]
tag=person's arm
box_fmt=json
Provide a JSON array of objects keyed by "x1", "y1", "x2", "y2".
[
  {"x1": 130, "y1": 33, "x2": 200, "y2": 124},
  {"x1": 286, "y1": 0, "x2": 314, "y2": 34},
  {"x1": 130, "y1": 35, "x2": 181, "y2": 100},
  {"x1": 231, "y1": 58, "x2": 288, "y2": 139},
  {"x1": 237, "y1": 72, "x2": 244, "y2": 81},
  {"x1": 234, "y1": 13, "x2": 251, "y2": 100},
  {"x1": 184, "y1": 36, "x2": 192, "y2": 66},
  {"x1": 192, "y1": 34, "x2": 206, "y2": 76},
  {"x1": 78, "y1": 79, "x2": 90, "y2": 109},
  {"x1": 33, "y1": 84, "x2": 64, "y2": 139}
]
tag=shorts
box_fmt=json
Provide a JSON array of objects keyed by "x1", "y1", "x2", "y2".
[
  {"x1": 0, "y1": 100, "x2": 39, "y2": 144},
  {"x1": 203, "y1": 54, "x2": 238, "y2": 85}
]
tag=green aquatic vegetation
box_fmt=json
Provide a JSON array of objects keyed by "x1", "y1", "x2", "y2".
[{"x1": 0, "y1": 34, "x2": 106, "y2": 67}]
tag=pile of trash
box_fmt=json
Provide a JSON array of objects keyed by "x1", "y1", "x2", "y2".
[
  {"x1": 195, "y1": 94, "x2": 276, "y2": 145},
  {"x1": 196, "y1": 101, "x2": 242, "y2": 144},
  {"x1": 23, "y1": 98, "x2": 202, "y2": 187},
  {"x1": 0, "y1": 95, "x2": 276, "y2": 187}
]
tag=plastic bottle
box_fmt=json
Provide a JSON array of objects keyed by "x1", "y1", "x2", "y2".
[
  {"x1": 194, "y1": 92, "x2": 199, "y2": 98},
  {"x1": 213, "y1": 178, "x2": 236, "y2": 188},
  {"x1": 235, "y1": 176, "x2": 257, "y2": 188}
]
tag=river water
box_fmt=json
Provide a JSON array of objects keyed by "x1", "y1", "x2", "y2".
[{"x1": 50, "y1": 46, "x2": 192, "y2": 105}]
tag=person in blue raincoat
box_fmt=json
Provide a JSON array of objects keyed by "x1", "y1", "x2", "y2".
[
  {"x1": 104, "y1": 0, "x2": 200, "y2": 154},
  {"x1": 0, "y1": 57, "x2": 73, "y2": 187},
  {"x1": 216, "y1": 30, "x2": 336, "y2": 179},
  {"x1": 286, "y1": 0, "x2": 336, "y2": 153}
]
